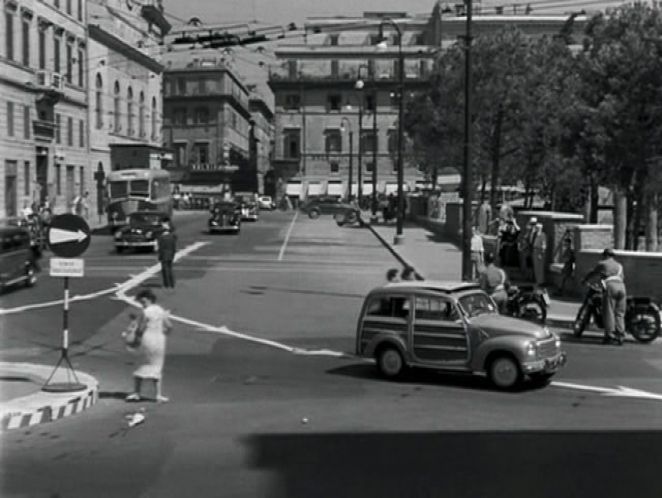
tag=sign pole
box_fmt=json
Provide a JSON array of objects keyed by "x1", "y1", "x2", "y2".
[{"x1": 42, "y1": 214, "x2": 91, "y2": 393}]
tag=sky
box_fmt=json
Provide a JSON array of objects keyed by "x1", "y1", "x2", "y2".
[{"x1": 164, "y1": 0, "x2": 628, "y2": 30}]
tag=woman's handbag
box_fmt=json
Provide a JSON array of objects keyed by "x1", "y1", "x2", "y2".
[{"x1": 122, "y1": 314, "x2": 143, "y2": 349}]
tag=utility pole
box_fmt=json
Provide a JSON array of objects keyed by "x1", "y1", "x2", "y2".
[{"x1": 461, "y1": 0, "x2": 474, "y2": 281}]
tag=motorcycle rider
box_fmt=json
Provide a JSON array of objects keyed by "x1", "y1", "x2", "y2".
[
  {"x1": 479, "y1": 252, "x2": 508, "y2": 313},
  {"x1": 581, "y1": 248, "x2": 626, "y2": 345}
]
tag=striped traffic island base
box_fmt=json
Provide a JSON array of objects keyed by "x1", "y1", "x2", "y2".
[{"x1": 0, "y1": 362, "x2": 99, "y2": 432}]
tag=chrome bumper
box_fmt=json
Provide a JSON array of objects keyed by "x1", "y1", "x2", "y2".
[{"x1": 522, "y1": 352, "x2": 567, "y2": 374}]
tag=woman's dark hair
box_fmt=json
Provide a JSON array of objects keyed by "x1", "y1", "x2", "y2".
[
  {"x1": 136, "y1": 288, "x2": 156, "y2": 303},
  {"x1": 386, "y1": 268, "x2": 399, "y2": 281},
  {"x1": 401, "y1": 266, "x2": 415, "y2": 280}
]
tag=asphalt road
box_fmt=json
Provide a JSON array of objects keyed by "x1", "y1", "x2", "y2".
[{"x1": 1, "y1": 209, "x2": 662, "y2": 498}]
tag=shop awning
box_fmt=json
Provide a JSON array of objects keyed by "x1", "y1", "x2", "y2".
[
  {"x1": 385, "y1": 183, "x2": 399, "y2": 194},
  {"x1": 361, "y1": 183, "x2": 374, "y2": 195},
  {"x1": 327, "y1": 182, "x2": 343, "y2": 197},
  {"x1": 286, "y1": 182, "x2": 303, "y2": 197},
  {"x1": 307, "y1": 182, "x2": 323, "y2": 196}
]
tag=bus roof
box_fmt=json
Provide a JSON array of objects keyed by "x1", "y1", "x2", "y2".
[{"x1": 106, "y1": 169, "x2": 170, "y2": 181}]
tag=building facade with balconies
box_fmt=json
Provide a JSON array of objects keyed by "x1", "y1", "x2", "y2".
[
  {"x1": 248, "y1": 87, "x2": 275, "y2": 196},
  {"x1": 1, "y1": 0, "x2": 89, "y2": 221},
  {"x1": 268, "y1": 10, "x2": 441, "y2": 203},
  {"x1": 87, "y1": 0, "x2": 169, "y2": 223},
  {"x1": 162, "y1": 54, "x2": 256, "y2": 193}
]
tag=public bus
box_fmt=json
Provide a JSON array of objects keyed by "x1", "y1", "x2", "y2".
[{"x1": 106, "y1": 169, "x2": 172, "y2": 229}]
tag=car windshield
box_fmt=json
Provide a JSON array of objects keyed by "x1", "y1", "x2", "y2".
[
  {"x1": 130, "y1": 213, "x2": 162, "y2": 226},
  {"x1": 129, "y1": 180, "x2": 149, "y2": 197},
  {"x1": 213, "y1": 203, "x2": 236, "y2": 213},
  {"x1": 458, "y1": 292, "x2": 498, "y2": 318}
]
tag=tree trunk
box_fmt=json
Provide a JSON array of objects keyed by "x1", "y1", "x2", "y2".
[
  {"x1": 613, "y1": 188, "x2": 627, "y2": 249},
  {"x1": 632, "y1": 193, "x2": 644, "y2": 251},
  {"x1": 489, "y1": 109, "x2": 503, "y2": 217},
  {"x1": 480, "y1": 177, "x2": 487, "y2": 203},
  {"x1": 646, "y1": 193, "x2": 659, "y2": 252},
  {"x1": 590, "y1": 177, "x2": 599, "y2": 223}
]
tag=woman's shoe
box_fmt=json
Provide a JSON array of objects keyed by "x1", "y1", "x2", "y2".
[
  {"x1": 125, "y1": 393, "x2": 141, "y2": 402},
  {"x1": 156, "y1": 395, "x2": 170, "y2": 403}
]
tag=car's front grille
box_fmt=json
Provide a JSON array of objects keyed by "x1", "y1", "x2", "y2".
[{"x1": 537, "y1": 338, "x2": 558, "y2": 359}]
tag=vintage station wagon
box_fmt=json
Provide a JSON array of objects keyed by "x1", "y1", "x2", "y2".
[{"x1": 355, "y1": 281, "x2": 566, "y2": 389}]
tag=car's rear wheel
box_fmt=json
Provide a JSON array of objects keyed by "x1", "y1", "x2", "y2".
[
  {"x1": 25, "y1": 265, "x2": 36, "y2": 287},
  {"x1": 308, "y1": 209, "x2": 320, "y2": 219},
  {"x1": 377, "y1": 346, "x2": 405, "y2": 379},
  {"x1": 488, "y1": 354, "x2": 522, "y2": 390}
]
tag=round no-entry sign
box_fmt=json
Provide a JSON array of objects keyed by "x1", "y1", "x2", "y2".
[{"x1": 47, "y1": 214, "x2": 91, "y2": 258}]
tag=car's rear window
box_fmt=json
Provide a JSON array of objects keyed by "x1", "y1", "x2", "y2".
[{"x1": 365, "y1": 296, "x2": 410, "y2": 318}]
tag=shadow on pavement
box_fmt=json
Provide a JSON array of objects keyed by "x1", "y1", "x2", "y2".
[
  {"x1": 244, "y1": 430, "x2": 662, "y2": 498},
  {"x1": 246, "y1": 285, "x2": 364, "y2": 300},
  {"x1": 326, "y1": 363, "x2": 538, "y2": 393},
  {"x1": 98, "y1": 391, "x2": 129, "y2": 400}
]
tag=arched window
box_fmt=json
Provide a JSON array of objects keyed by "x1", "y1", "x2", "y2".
[
  {"x1": 127, "y1": 86, "x2": 134, "y2": 136},
  {"x1": 95, "y1": 74, "x2": 103, "y2": 129},
  {"x1": 113, "y1": 81, "x2": 121, "y2": 132},
  {"x1": 139, "y1": 91, "x2": 145, "y2": 138},
  {"x1": 151, "y1": 96, "x2": 158, "y2": 141}
]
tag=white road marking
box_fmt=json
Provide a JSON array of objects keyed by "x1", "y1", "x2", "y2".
[
  {"x1": 277, "y1": 211, "x2": 298, "y2": 261},
  {"x1": 551, "y1": 381, "x2": 662, "y2": 401},
  {"x1": 0, "y1": 241, "x2": 209, "y2": 317},
  {"x1": 114, "y1": 291, "x2": 348, "y2": 357}
]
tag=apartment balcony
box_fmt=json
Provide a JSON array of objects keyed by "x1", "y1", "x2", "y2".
[
  {"x1": 268, "y1": 66, "x2": 431, "y2": 86},
  {"x1": 32, "y1": 119, "x2": 57, "y2": 141}
]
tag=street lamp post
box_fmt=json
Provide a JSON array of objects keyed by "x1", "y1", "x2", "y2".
[
  {"x1": 355, "y1": 64, "x2": 370, "y2": 210},
  {"x1": 378, "y1": 19, "x2": 405, "y2": 245},
  {"x1": 340, "y1": 117, "x2": 353, "y2": 202},
  {"x1": 461, "y1": 0, "x2": 474, "y2": 281}
]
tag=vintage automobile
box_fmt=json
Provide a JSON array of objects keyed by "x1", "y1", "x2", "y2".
[
  {"x1": 257, "y1": 195, "x2": 276, "y2": 210},
  {"x1": 234, "y1": 193, "x2": 259, "y2": 221},
  {"x1": 355, "y1": 281, "x2": 566, "y2": 389},
  {"x1": 300, "y1": 196, "x2": 359, "y2": 221},
  {"x1": 114, "y1": 211, "x2": 168, "y2": 253},
  {"x1": 0, "y1": 226, "x2": 37, "y2": 290},
  {"x1": 208, "y1": 201, "x2": 241, "y2": 234}
]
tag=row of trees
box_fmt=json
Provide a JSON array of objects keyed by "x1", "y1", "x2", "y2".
[{"x1": 404, "y1": 3, "x2": 662, "y2": 251}]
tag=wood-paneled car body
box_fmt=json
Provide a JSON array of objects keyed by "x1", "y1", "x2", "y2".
[{"x1": 356, "y1": 281, "x2": 566, "y2": 389}]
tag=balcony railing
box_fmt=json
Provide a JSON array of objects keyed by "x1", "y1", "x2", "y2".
[{"x1": 32, "y1": 119, "x2": 56, "y2": 140}]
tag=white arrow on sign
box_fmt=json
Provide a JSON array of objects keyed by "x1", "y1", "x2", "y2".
[
  {"x1": 49, "y1": 227, "x2": 88, "y2": 245},
  {"x1": 552, "y1": 381, "x2": 662, "y2": 401}
]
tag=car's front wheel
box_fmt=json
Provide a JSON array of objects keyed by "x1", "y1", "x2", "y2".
[
  {"x1": 377, "y1": 346, "x2": 405, "y2": 379},
  {"x1": 488, "y1": 354, "x2": 522, "y2": 390},
  {"x1": 308, "y1": 209, "x2": 320, "y2": 219}
]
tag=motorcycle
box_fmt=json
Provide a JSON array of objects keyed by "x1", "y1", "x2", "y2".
[
  {"x1": 503, "y1": 283, "x2": 549, "y2": 324},
  {"x1": 573, "y1": 282, "x2": 661, "y2": 343}
]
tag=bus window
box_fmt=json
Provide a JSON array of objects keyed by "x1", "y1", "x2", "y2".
[
  {"x1": 129, "y1": 180, "x2": 149, "y2": 197},
  {"x1": 151, "y1": 179, "x2": 171, "y2": 199},
  {"x1": 109, "y1": 181, "x2": 128, "y2": 198}
]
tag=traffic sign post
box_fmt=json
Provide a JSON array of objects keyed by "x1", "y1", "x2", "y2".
[{"x1": 42, "y1": 215, "x2": 91, "y2": 393}]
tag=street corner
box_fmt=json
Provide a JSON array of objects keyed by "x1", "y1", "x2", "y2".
[{"x1": 0, "y1": 362, "x2": 99, "y2": 433}]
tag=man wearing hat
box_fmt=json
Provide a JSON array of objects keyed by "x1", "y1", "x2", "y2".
[
  {"x1": 582, "y1": 248, "x2": 626, "y2": 345},
  {"x1": 517, "y1": 217, "x2": 537, "y2": 280}
]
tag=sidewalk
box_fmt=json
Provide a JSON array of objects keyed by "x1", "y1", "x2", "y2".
[
  {"x1": 364, "y1": 220, "x2": 580, "y2": 328},
  {"x1": 0, "y1": 362, "x2": 98, "y2": 432}
]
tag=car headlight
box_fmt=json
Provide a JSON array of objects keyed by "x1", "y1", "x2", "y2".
[
  {"x1": 114, "y1": 231, "x2": 123, "y2": 240},
  {"x1": 210, "y1": 220, "x2": 218, "y2": 226},
  {"x1": 525, "y1": 341, "x2": 537, "y2": 357},
  {"x1": 146, "y1": 231, "x2": 153, "y2": 238}
]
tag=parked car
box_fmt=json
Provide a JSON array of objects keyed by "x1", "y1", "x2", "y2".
[
  {"x1": 257, "y1": 195, "x2": 276, "y2": 210},
  {"x1": 355, "y1": 281, "x2": 566, "y2": 389},
  {"x1": 0, "y1": 226, "x2": 37, "y2": 291},
  {"x1": 234, "y1": 193, "x2": 259, "y2": 221},
  {"x1": 114, "y1": 211, "x2": 168, "y2": 253},
  {"x1": 301, "y1": 196, "x2": 359, "y2": 220},
  {"x1": 208, "y1": 201, "x2": 241, "y2": 234}
]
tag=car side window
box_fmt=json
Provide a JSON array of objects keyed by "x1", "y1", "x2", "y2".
[
  {"x1": 414, "y1": 296, "x2": 458, "y2": 322},
  {"x1": 366, "y1": 296, "x2": 409, "y2": 319}
]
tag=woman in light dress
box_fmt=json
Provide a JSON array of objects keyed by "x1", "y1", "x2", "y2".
[{"x1": 126, "y1": 288, "x2": 172, "y2": 403}]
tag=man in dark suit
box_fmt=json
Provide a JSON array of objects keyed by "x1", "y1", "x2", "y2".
[{"x1": 157, "y1": 219, "x2": 177, "y2": 289}]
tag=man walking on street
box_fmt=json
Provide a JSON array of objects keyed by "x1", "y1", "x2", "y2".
[
  {"x1": 531, "y1": 222, "x2": 547, "y2": 287},
  {"x1": 158, "y1": 219, "x2": 177, "y2": 289},
  {"x1": 582, "y1": 248, "x2": 626, "y2": 345}
]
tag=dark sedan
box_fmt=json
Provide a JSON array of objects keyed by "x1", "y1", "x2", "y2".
[
  {"x1": 208, "y1": 202, "x2": 241, "y2": 234},
  {"x1": 300, "y1": 196, "x2": 359, "y2": 221},
  {"x1": 114, "y1": 211, "x2": 167, "y2": 253}
]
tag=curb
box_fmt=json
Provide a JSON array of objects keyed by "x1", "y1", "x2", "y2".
[{"x1": 0, "y1": 362, "x2": 99, "y2": 432}]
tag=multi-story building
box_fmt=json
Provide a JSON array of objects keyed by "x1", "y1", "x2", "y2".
[
  {"x1": 87, "y1": 0, "x2": 170, "y2": 221},
  {"x1": 1, "y1": 0, "x2": 89, "y2": 221},
  {"x1": 247, "y1": 85, "x2": 274, "y2": 196},
  {"x1": 162, "y1": 52, "x2": 263, "y2": 193},
  {"x1": 268, "y1": 4, "x2": 588, "y2": 204}
]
